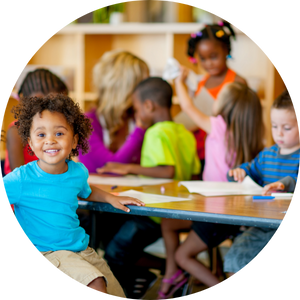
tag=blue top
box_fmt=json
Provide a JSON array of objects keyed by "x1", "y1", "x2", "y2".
[
  {"x1": 4, "y1": 160, "x2": 92, "y2": 252},
  {"x1": 228, "y1": 144, "x2": 299, "y2": 191}
]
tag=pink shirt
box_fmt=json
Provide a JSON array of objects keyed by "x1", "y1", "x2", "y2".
[{"x1": 203, "y1": 115, "x2": 234, "y2": 182}]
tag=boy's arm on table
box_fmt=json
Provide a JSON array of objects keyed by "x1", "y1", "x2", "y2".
[
  {"x1": 97, "y1": 162, "x2": 175, "y2": 179},
  {"x1": 174, "y1": 66, "x2": 211, "y2": 134},
  {"x1": 262, "y1": 176, "x2": 296, "y2": 195},
  {"x1": 79, "y1": 185, "x2": 145, "y2": 213}
]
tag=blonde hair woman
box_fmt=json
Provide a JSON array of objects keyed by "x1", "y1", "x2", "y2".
[{"x1": 79, "y1": 50, "x2": 149, "y2": 172}]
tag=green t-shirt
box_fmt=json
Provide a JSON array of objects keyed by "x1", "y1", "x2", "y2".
[
  {"x1": 141, "y1": 121, "x2": 200, "y2": 180},
  {"x1": 141, "y1": 121, "x2": 200, "y2": 224}
]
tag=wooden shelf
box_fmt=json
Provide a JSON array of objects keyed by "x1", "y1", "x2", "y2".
[
  {"x1": 58, "y1": 23, "x2": 242, "y2": 35},
  {"x1": 24, "y1": 22, "x2": 283, "y2": 146}
]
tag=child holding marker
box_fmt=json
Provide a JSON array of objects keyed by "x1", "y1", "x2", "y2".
[
  {"x1": 158, "y1": 81, "x2": 264, "y2": 297},
  {"x1": 223, "y1": 90, "x2": 299, "y2": 274},
  {"x1": 3, "y1": 94, "x2": 144, "y2": 296}
]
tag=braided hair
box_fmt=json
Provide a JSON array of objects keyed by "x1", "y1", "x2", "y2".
[
  {"x1": 187, "y1": 21, "x2": 236, "y2": 63},
  {"x1": 18, "y1": 68, "x2": 68, "y2": 98}
]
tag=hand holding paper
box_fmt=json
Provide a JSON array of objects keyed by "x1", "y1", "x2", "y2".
[{"x1": 228, "y1": 168, "x2": 246, "y2": 182}]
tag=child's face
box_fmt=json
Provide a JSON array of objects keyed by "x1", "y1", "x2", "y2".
[
  {"x1": 271, "y1": 108, "x2": 300, "y2": 154},
  {"x1": 132, "y1": 92, "x2": 153, "y2": 129},
  {"x1": 28, "y1": 110, "x2": 78, "y2": 174},
  {"x1": 196, "y1": 39, "x2": 228, "y2": 76}
]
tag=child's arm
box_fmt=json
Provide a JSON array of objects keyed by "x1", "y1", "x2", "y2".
[
  {"x1": 6, "y1": 126, "x2": 25, "y2": 171},
  {"x1": 227, "y1": 152, "x2": 263, "y2": 185},
  {"x1": 79, "y1": 185, "x2": 145, "y2": 213},
  {"x1": 174, "y1": 66, "x2": 212, "y2": 134},
  {"x1": 262, "y1": 176, "x2": 296, "y2": 195},
  {"x1": 227, "y1": 168, "x2": 246, "y2": 183},
  {"x1": 97, "y1": 162, "x2": 175, "y2": 179}
]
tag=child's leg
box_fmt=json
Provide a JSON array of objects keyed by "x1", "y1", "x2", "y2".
[
  {"x1": 87, "y1": 277, "x2": 107, "y2": 293},
  {"x1": 42, "y1": 248, "x2": 125, "y2": 297},
  {"x1": 80, "y1": 247, "x2": 126, "y2": 297},
  {"x1": 160, "y1": 218, "x2": 192, "y2": 294},
  {"x1": 175, "y1": 230, "x2": 220, "y2": 287}
]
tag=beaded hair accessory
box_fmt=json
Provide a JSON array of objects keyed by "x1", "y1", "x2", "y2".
[{"x1": 190, "y1": 31, "x2": 202, "y2": 38}]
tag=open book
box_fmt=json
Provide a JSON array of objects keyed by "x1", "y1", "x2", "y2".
[{"x1": 179, "y1": 176, "x2": 263, "y2": 197}]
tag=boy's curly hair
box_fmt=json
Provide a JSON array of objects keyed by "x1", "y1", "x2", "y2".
[{"x1": 12, "y1": 94, "x2": 93, "y2": 157}]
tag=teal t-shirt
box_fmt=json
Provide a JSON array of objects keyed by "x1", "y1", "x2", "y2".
[
  {"x1": 4, "y1": 160, "x2": 91, "y2": 252},
  {"x1": 141, "y1": 121, "x2": 200, "y2": 224}
]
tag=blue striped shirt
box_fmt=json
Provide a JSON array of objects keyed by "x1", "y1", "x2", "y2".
[{"x1": 230, "y1": 144, "x2": 299, "y2": 191}]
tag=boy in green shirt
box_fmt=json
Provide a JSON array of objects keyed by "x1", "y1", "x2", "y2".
[
  {"x1": 98, "y1": 77, "x2": 200, "y2": 180},
  {"x1": 97, "y1": 77, "x2": 200, "y2": 298}
]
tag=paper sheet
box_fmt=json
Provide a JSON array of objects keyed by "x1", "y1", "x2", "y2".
[
  {"x1": 88, "y1": 175, "x2": 173, "y2": 187},
  {"x1": 117, "y1": 190, "x2": 192, "y2": 204},
  {"x1": 179, "y1": 176, "x2": 263, "y2": 196}
]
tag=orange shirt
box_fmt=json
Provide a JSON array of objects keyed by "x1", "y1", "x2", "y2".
[
  {"x1": 194, "y1": 69, "x2": 236, "y2": 161},
  {"x1": 196, "y1": 68, "x2": 237, "y2": 99}
]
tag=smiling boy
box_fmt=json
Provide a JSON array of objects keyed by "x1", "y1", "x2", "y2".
[{"x1": 3, "y1": 94, "x2": 144, "y2": 296}]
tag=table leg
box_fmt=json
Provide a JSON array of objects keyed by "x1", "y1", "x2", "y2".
[{"x1": 90, "y1": 211, "x2": 97, "y2": 249}]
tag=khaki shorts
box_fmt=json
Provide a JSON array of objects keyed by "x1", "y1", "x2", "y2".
[{"x1": 41, "y1": 247, "x2": 125, "y2": 297}]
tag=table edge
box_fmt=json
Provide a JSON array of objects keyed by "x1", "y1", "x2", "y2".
[{"x1": 78, "y1": 201, "x2": 282, "y2": 229}]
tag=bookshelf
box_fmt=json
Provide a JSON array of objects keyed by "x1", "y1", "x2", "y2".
[{"x1": 23, "y1": 22, "x2": 284, "y2": 145}]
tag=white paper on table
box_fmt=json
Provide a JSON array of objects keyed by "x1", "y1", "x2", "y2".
[
  {"x1": 179, "y1": 176, "x2": 263, "y2": 197},
  {"x1": 88, "y1": 175, "x2": 173, "y2": 187},
  {"x1": 117, "y1": 190, "x2": 192, "y2": 205}
]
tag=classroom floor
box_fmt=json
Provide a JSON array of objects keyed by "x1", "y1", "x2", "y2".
[{"x1": 121, "y1": 237, "x2": 231, "y2": 299}]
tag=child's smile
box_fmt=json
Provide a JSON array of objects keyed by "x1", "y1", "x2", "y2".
[{"x1": 28, "y1": 110, "x2": 78, "y2": 174}]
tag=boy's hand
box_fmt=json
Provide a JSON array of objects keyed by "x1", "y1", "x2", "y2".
[
  {"x1": 262, "y1": 181, "x2": 285, "y2": 195},
  {"x1": 107, "y1": 195, "x2": 145, "y2": 212},
  {"x1": 97, "y1": 162, "x2": 131, "y2": 175},
  {"x1": 228, "y1": 168, "x2": 246, "y2": 182}
]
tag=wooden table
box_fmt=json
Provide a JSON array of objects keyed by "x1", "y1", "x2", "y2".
[{"x1": 78, "y1": 180, "x2": 290, "y2": 229}]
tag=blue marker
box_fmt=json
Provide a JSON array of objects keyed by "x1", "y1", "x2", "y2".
[
  {"x1": 253, "y1": 196, "x2": 275, "y2": 200},
  {"x1": 111, "y1": 185, "x2": 118, "y2": 190}
]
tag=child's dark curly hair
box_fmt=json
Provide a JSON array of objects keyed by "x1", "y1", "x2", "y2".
[
  {"x1": 12, "y1": 94, "x2": 93, "y2": 157},
  {"x1": 187, "y1": 21, "x2": 236, "y2": 63}
]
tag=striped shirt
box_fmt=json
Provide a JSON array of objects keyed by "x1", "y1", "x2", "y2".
[{"x1": 230, "y1": 144, "x2": 299, "y2": 191}]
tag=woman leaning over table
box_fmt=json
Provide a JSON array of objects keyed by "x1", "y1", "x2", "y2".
[{"x1": 78, "y1": 49, "x2": 149, "y2": 173}]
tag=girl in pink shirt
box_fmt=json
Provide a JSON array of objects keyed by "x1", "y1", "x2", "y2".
[
  {"x1": 176, "y1": 77, "x2": 264, "y2": 182},
  {"x1": 158, "y1": 80, "x2": 264, "y2": 298}
]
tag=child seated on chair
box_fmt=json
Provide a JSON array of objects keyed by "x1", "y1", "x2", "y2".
[
  {"x1": 97, "y1": 76, "x2": 200, "y2": 180},
  {"x1": 224, "y1": 90, "x2": 299, "y2": 274},
  {"x1": 3, "y1": 94, "x2": 144, "y2": 296},
  {"x1": 96, "y1": 77, "x2": 200, "y2": 296}
]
